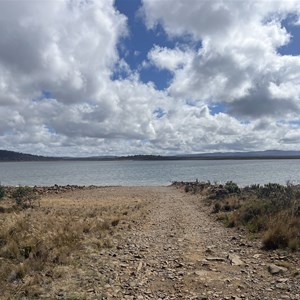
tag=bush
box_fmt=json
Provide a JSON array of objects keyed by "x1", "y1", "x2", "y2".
[
  {"x1": 262, "y1": 215, "x2": 300, "y2": 250},
  {"x1": 214, "y1": 187, "x2": 228, "y2": 199},
  {"x1": 263, "y1": 228, "x2": 289, "y2": 250},
  {"x1": 212, "y1": 202, "x2": 221, "y2": 213},
  {"x1": 245, "y1": 217, "x2": 266, "y2": 233},
  {"x1": 239, "y1": 202, "x2": 264, "y2": 223},
  {"x1": 256, "y1": 183, "x2": 295, "y2": 212},
  {"x1": 0, "y1": 185, "x2": 5, "y2": 200},
  {"x1": 12, "y1": 186, "x2": 39, "y2": 209},
  {"x1": 224, "y1": 181, "x2": 240, "y2": 194}
]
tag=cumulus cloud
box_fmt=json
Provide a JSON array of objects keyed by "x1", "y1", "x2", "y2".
[
  {"x1": 0, "y1": 0, "x2": 127, "y2": 103},
  {"x1": 0, "y1": 0, "x2": 165, "y2": 155},
  {"x1": 143, "y1": 0, "x2": 300, "y2": 119},
  {"x1": 1, "y1": 0, "x2": 300, "y2": 156},
  {"x1": 148, "y1": 45, "x2": 193, "y2": 72}
]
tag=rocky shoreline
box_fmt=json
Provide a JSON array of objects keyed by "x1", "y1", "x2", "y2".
[{"x1": 3, "y1": 184, "x2": 106, "y2": 197}]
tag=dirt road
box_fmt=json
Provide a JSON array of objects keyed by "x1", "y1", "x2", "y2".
[{"x1": 85, "y1": 186, "x2": 299, "y2": 300}]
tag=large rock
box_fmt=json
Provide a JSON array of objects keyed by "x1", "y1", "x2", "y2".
[
  {"x1": 228, "y1": 254, "x2": 244, "y2": 266},
  {"x1": 268, "y1": 264, "x2": 287, "y2": 275}
]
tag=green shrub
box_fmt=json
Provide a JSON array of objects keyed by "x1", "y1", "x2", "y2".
[
  {"x1": 224, "y1": 181, "x2": 240, "y2": 194},
  {"x1": 250, "y1": 184, "x2": 260, "y2": 190},
  {"x1": 215, "y1": 188, "x2": 228, "y2": 199},
  {"x1": 0, "y1": 185, "x2": 5, "y2": 200},
  {"x1": 245, "y1": 217, "x2": 265, "y2": 233},
  {"x1": 256, "y1": 183, "x2": 296, "y2": 212},
  {"x1": 12, "y1": 186, "x2": 39, "y2": 209},
  {"x1": 212, "y1": 202, "x2": 221, "y2": 213},
  {"x1": 239, "y1": 203, "x2": 263, "y2": 223}
]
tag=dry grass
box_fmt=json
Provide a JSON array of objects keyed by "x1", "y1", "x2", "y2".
[
  {"x1": 0, "y1": 187, "x2": 147, "y2": 299},
  {"x1": 262, "y1": 213, "x2": 300, "y2": 251},
  {"x1": 212, "y1": 195, "x2": 241, "y2": 213}
]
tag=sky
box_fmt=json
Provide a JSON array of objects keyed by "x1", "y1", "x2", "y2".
[{"x1": 0, "y1": 0, "x2": 300, "y2": 157}]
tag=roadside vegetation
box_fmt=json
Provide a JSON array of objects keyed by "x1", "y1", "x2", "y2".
[
  {"x1": 0, "y1": 185, "x2": 141, "y2": 298},
  {"x1": 174, "y1": 180, "x2": 300, "y2": 251}
]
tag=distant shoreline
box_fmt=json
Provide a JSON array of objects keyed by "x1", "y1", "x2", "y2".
[
  {"x1": 1, "y1": 155, "x2": 300, "y2": 162},
  {"x1": 2, "y1": 149, "x2": 300, "y2": 162}
]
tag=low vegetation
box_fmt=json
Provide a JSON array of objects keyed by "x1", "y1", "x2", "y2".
[
  {"x1": 0, "y1": 186, "x2": 142, "y2": 298},
  {"x1": 12, "y1": 186, "x2": 40, "y2": 209},
  {"x1": 174, "y1": 180, "x2": 300, "y2": 251},
  {"x1": 0, "y1": 184, "x2": 5, "y2": 199}
]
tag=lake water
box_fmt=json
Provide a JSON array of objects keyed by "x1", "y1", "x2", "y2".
[{"x1": 0, "y1": 159, "x2": 299, "y2": 186}]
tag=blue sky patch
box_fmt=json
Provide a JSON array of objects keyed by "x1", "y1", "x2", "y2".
[
  {"x1": 289, "y1": 119, "x2": 300, "y2": 126},
  {"x1": 153, "y1": 107, "x2": 166, "y2": 119},
  {"x1": 209, "y1": 103, "x2": 226, "y2": 115},
  {"x1": 33, "y1": 90, "x2": 54, "y2": 102},
  {"x1": 42, "y1": 90, "x2": 53, "y2": 99},
  {"x1": 114, "y1": 0, "x2": 200, "y2": 90},
  {"x1": 278, "y1": 119, "x2": 300, "y2": 126},
  {"x1": 45, "y1": 125, "x2": 56, "y2": 134},
  {"x1": 140, "y1": 66, "x2": 173, "y2": 90},
  {"x1": 279, "y1": 14, "x2": 300, "y2": 56}
]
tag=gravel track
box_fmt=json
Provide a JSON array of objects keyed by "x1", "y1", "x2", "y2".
[{"x1": 96, "y1": 186, "x2": 300, "y2": 300}]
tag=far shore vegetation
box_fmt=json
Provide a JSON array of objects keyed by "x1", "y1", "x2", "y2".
[
  {"x1": 173, "y1": 180, "x2": 300, "y2": 252},
  {"x1": 3, "y1": 149, "x2": 300, "y2": 162}
]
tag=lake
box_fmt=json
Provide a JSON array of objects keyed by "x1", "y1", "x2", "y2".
[{"x1": 0, "y1": 159, "x2": 299, "y2": 186}]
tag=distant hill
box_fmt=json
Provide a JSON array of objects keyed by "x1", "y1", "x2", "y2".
[
  {"x1": 123, "y1": 151, "x2": 300, "y2": 160},
  {"x1": 1, "y1": 149, "x2": 300, "y2": 162},
  {"x1": 0, "y1": 150, "x2": 56, "y2": 161},
  {"x1": 0, "y1": 150, "x2": 116, "y2": 162},
  {"x1": 186, "y1": 150, "x2": 300, "y2": 158}
]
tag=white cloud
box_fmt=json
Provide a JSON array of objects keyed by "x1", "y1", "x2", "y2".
[
  {"x1": 143, "y1": 0, "x2": 300, "y2": 119},
  {"x1": 148, "y1": 45, "x2": 193, "y2": 72},
  {"x1": 0, "y1": 0, "x2": 126, "y2": 104},
  {"x1": 1, "y1": 0, "x2": 300, "y2": 156}
]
